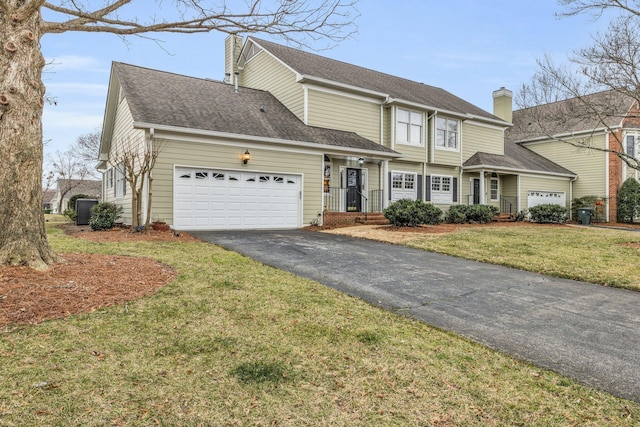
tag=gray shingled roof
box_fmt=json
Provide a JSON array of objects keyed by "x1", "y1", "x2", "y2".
[
  {"x1": 112, "y1": 62, "x2": 398, "y2": 156},
  {"x1": 248, "y1": 37, "x2": 505, "y2": 123},
  {"x1": 463, "y1": 141, "x2": 576, "y2": 176},
  {"x1": 507, "y1": 90, "x2": 633, "y2": 143}
]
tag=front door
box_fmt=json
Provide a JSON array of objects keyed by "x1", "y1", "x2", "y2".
[
  {"x1": 346, "y1": 168, "x2": 362, "y2": 212},
  {"x1": 472, "y1": 178, "x2": 480, "y2": 205}
]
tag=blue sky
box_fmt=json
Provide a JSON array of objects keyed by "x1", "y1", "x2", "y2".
[{"x1": 40, "y1": 0, "x2": 614, "y2": 163}]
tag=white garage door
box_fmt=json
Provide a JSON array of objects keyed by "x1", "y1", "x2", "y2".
[
  {"x1": 174, "y1": 168, "x2": 301, "y2": 230},
  {"x1": 527, "y1": 190, "x2": 566, "y2": 209}
]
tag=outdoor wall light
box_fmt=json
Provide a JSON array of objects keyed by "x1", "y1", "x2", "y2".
[
  {"x1": 242, "y1": 149, "x2": 251, "y2": 165},
  {"x1": 358, "y1": 157, "x2": 364, "y2": 166}
]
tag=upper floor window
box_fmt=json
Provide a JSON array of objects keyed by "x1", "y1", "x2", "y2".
[
  {"x1": 396, "y1": 108, "x2": 423, "y2": 145},
  {"x1": 626, "y1": 134, "x2": 636, "y2": 157},
  {"x1": 436, "y1": 117, "x2": 459, "y2": 151}
]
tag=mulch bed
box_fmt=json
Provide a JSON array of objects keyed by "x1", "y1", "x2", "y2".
[{"x1": 0, "y1": 225, "x2": 188, "y2": 328}]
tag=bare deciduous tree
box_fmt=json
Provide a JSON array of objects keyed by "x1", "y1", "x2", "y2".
[
  {"x1": 517, "y1": 2, "x2": 640, "y2": 172},
  {"x1": 71, "y1": 129, "x2": 101, "y2": 177},
  {"x1": 110, "y1": 137, "x2": 162, "y2": 230},
  {"x1": 0, "y1": 0, "x2": 359, "y2": 269},
  {"x1": 49, "y1": 148, "x2": 94, "y2": 214}
]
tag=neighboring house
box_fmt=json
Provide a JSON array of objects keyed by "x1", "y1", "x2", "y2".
[
  {"x1": 42, "y1": 189, "x2": 55, "y2": 211},
  {"x1": 507, "y1": 90, "x2": 640, "y2": 222},
  {"x1": 50, "y1": 179, "x2": 102, "y2": 214},
  {"x1": 97, "y1": 36, "x2": 577, "y2": 230}
]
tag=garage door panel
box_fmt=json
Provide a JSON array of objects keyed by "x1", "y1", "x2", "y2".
[{"x1": 174, "y1": 168, "x2": 301, "y2": 230}]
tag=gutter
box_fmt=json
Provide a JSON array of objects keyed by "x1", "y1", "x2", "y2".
[
  {"x1": 132, "y1": 122, "x2": 403, "y2": 159},
  {"x1": 299, "y1": 75, "x2": 510, "y2": 127},
  {"x1": 463, "y1": 164, "x2": 577, "y2": 179}
]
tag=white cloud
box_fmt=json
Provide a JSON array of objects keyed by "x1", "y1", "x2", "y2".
[
  {"x1": 43, "y1": 110, "x2": 103, "y2": 130},
  {"x1": 44, "y1": 55, "x2": 106, "y2": 73},
  {"x1": 45, "y1": 82, "x2": 108, "y2": 97}
]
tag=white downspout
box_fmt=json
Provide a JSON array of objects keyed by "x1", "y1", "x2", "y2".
[
  {"x1": 382, "y1": 160, "x2": 389, "y2": 209},
  {"x1": 145, "y1": 127, "x2": 155, "y2": 224}
]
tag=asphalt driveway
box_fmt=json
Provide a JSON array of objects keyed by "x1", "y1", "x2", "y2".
[{"x1": 192, "y1": 229, "x2": 640, "y2": 403}]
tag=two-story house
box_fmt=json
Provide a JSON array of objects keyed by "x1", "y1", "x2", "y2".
[
  {"x1": 97, "y1": 36, "x2": 577, "y2": 230},
  {"x1": 507, "y1": 90, "x2": 640, "y2": 222}
]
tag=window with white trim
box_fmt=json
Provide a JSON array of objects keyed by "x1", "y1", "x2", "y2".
[
  {"x1": 431, "y1": 175, "x2": 453, "y2": 203},
  {"x1": 436, "y1": 117, "x2": 459, "y2": 150},
  {"x1": 396, "y1": 108, "x2": 423, "y2": 145},
  {"x1": 490, "y1": 178, "x2": 499, "y2": 201},
  {"x1": 115, "y1": 163, "x2": 126, "y2": 198},
  {"x1": 106, "y1": 168, "x2": 114, "y2": 189},
  {"x1": 626, "y1": 134, "x2": 636, "y2": 157}
]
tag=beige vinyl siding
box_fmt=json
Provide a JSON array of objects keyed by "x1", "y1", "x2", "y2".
[
  {"x1": 105, "y1": 97, "x2": 145, "y2": 224},
  {"x1": 153, "y1": 139, "x2": 322, "y2": 226},
  {"x1": 307, "y1": 88, "x2": 381, "y2": 143},
  {"x1": 240, "y1": 51, "x2": 304, "y2": 120},
  {"x1": 395, "y1": 143, "x2": 426, "y2": 162},
  {"x1": 462, "y1": 122, "x2": 504, "y2": 161},
  {"x1": 524, "y1": 135, "x2": 607, "y2": 199},
  {"x1": 501, "y1": 175, "x2": 517, "y2": 198},
  {"x1": 382, "y1": 107, "x2": 392, "y2": 149},
  {"x1": 433, "y1": 148, "x2": 460, "y2": 166},
  {"x1": 520, "y1": 175, "x2": 571, "y2": 210}
]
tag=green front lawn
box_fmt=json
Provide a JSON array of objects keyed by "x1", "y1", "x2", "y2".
[
  {"x1": 404, "y1": 224, "x2": 640, "y2": 290},
  {"x1": 0, "y1": 226, "x2": 638, "y2": 425}
]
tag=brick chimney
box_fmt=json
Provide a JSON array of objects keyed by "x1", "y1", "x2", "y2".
[{"x1": 492, "y1": 87, "x2": 513, "y2": 123}]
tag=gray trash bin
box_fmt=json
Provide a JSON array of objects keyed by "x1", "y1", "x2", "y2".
[
  {"x1": 76, "y1": 198, "x2": 98, "y2": 226},
  {"x1": 577, "y1": 207, "x2": 594, "y2": 225}
]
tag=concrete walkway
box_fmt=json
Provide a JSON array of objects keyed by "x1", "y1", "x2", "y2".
[{"x1": 192, "y1": 229, "x2": 640, "y2": 402}]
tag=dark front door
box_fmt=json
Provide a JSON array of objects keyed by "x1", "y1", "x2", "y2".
[
  {"x1": 346, "y1": 168, "x2": 362, "y2": 212},
  {"x1": 472, "y1": 178, "x2": 480, "y2": 205}
]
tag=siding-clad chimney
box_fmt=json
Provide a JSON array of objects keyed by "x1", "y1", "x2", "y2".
[
  {"x1": 224, "y1": 35, "x2": 243, "y2": 83},
  {"x1": 492, "y1": 87, "x2": 513, "y2": 123}
]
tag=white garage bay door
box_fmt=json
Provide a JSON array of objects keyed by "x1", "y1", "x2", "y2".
[
  {"x1": 527, "y1": 190, "x2": 566, "y2": 209},
  {"x1": 174, "y1": 167, "x2": 301, "y2": 230}
]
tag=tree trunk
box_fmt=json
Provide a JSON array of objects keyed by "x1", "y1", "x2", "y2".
[{"x1": 0, "y1": 8, "x2": 60, "y2": 269}]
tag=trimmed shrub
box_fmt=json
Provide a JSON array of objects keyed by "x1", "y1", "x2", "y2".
[
  {"x1": 467, "y1": 205, "x2": 498, "y2": 224},
  {"x1": 617, "y1": 178, "x2": 640, "y2": 223},
  {"x1": 445, "y1": 205, "x2": 470, "y2": 224},
  {"x1": 383, "y1": 199, "x2": 442, "y2": 227},
  {"x1": 63, "y1": 208, "x2": 77, "y2": 222},
  {"x1": 445, "y1": 204, "x2": 498, "y2": 224},
  {"x1": 419, "y1": 201, "x2": 444, "y2": 225},
  {"x1": 89, "y1": 202, "x2": 123, "y2": 231},
  {"x1": 514, "y1": 210, "x2": 528, "y2": 222},
  {"x1": 529, "y1": 204, "x2": 567, "y2": 224}
]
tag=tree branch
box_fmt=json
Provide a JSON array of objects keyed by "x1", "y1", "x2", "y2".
[{"x1": 40, "y1": 0, "x2": 359, "y2": 48}]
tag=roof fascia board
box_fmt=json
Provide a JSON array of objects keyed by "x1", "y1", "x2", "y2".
[
  {"x1": 99, "y1": 64, "x2": 120, "y2": 158},
  {"x1": 463, "y1": 164, "x2": 576, "y2": 178},
  {"x1": 240, "y1": 38, "x2": 299, "y2": 77},
  {"x1": 297, "y1": 74, "x2": 388, "y2": 99},
  {"x1": 516, "y1": 126, "x2": 614, "y2": 144},
  {"x1": 391, "y1": 99, "x2": 506, "y2": 126},
  {"x1": 304, "y1": 83, "x2": 383, "y2": 104},
  {"x1": 133, "y1": 122, "x2": 402, "y2": 159}
]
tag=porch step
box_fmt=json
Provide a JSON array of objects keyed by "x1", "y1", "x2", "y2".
[
  {"x1": 355, "y1": 213, "x2": 389, "y2": 226},
  {"x1": 493, "y1": 213, "x2": 516, "y2": 222}
]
